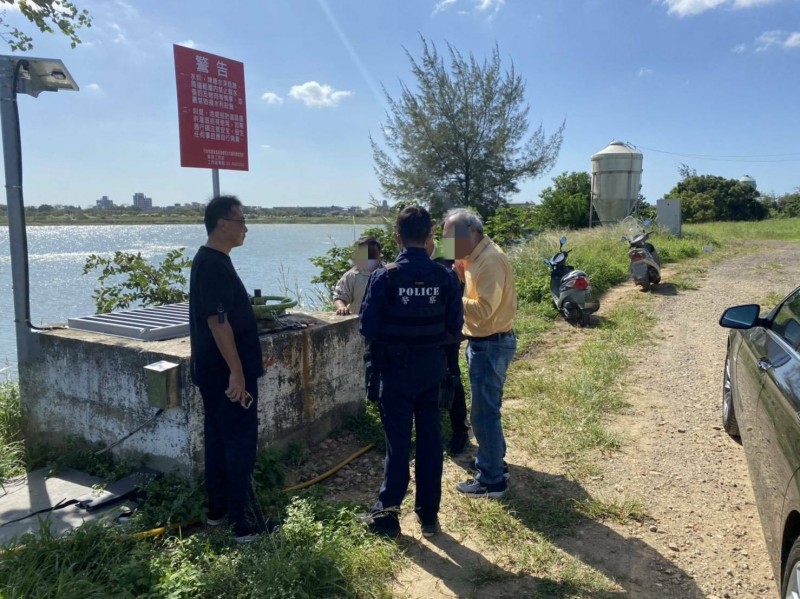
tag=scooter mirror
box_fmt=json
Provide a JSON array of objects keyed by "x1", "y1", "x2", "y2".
[
  {"x1": 643, "y1": 219, "x2": 651, "y2": 227},
  {"x1": 559, "y1": 236, "x2": 567, "y2": 245}
]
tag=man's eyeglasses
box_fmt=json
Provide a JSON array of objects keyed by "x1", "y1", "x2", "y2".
[{"x1": 222, "y1": 217, "x2": 247, "y2": 224}]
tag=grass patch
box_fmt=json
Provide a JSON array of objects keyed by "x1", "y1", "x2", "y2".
[
  {"x1": 573, "y1": 495, "x2": 647, "y2": 525},
  {"x1": 0, "y1": 381, "x2": 24, "y2": 481},
  {"x1": 446, "y1": 495, "x2": 620, "y2": 594},
  {"x1": 686, "y1": 217, "x2": 800, "y2": 241},
  {"x1": 506, "y1": 303, "x2": 655, "y2": 476},
  {"x1": 0, "y1": 497, "x2": 402, "y2": 599}
]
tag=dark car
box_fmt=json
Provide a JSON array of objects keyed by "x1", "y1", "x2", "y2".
[{"x1": 720, "y1": 286, "x2": 800, "y2": 598}]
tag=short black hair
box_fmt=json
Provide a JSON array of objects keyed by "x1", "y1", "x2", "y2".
[
  {"x1": 395, "y1": 206, "x2": 432, "y2": 246},
  {"x1": 204, "y1": 195, "x2": 242, "y2": 234}
]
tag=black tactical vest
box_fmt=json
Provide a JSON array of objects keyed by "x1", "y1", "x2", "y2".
[{"x1": 377, "y1": 261, "x2": 451, "y2": 347}]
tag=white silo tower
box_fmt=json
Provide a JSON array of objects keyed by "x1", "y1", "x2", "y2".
[
  {"x1": 739, "y1": 175, "x2": 757, "y2": 190},
  {"x1": 590, "y1": 141, "x2": 643, "y2": 225}
]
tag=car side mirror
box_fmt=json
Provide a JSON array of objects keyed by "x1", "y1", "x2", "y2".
[{"x1": 719, "y1": 304, "x2": 761, "y2": 329}]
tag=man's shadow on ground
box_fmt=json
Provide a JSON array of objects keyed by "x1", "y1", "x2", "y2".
[{"x1": 402, "y1": 461, "x2": 703, "y2": 599}]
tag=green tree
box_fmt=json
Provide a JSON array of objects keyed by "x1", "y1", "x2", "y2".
[
  {"x1": 82, "y1": 249, "x2": 192, "y2": 314},
  {"x1": 634, "y1": 195, "x2": 657, "y2": 221},
  {"x1": 667, "y1": 175, "x2": 768, "y2": 223},
  {"x1": 484, "y1": 205, "x2": 539, "y2": 248},
  {"x1": 1, "y1": 0, "x2": 92, "y2": 52},
  {"x1": 771, "y1": 188, "x2": 800, "y2": 218},
  {"x1": 371, "y1": 37, "x2": 563, "y2": 220},
  {"x1": 536, "y1": 171, "x2": 595, "y2": 229}
]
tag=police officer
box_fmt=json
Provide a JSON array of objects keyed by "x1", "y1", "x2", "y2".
[{"x1": 359, "y1": 206, "x2": 463, "y2": 538}]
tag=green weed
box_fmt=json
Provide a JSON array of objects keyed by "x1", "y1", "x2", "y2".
[
  {"x1": 0, "y1": 381, "x2": 24, "y2": 481},
  {"x1": 686, "y1": 217, "x2": 800, "y2": 241},
  {"x1": 0, "y1": 497, "x2": 401, "y2": 599},
  {"x1": 574, "y1": 495, "x2": 647, "y2": 524}
]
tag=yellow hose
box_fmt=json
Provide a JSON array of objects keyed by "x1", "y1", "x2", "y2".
[{"x1": 283, "y1": 443, "x2": 375, "y2": 492}]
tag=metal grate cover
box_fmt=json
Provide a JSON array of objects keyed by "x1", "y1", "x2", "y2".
[{"x1": 68, "y1": 303, "x2": 190, "y2": 341}]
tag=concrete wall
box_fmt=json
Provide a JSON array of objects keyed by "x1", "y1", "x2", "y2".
[{"x1": 20, "y1": 313, "x2": 365, "y2": 478}]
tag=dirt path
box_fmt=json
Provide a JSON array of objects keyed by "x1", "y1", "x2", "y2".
[
  {"x1": 318, "y1": 241, "x2": 800, "y2": 598},
  {"x1": 568, "y1": 241, "x2": 800, "y2": 599}
]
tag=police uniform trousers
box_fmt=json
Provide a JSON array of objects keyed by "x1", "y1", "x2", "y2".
[{"x1": 372, "y1": 346, "x2": 447, "y2": 527}]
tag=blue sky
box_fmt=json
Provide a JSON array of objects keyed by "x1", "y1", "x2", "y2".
[{"x1": 2, "y1": 0, "x2": 799, "y2": 208}]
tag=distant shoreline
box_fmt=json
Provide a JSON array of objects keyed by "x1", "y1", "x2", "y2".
[{"x1": 0, "y1": 216, "x2": 386, "y2": 226}]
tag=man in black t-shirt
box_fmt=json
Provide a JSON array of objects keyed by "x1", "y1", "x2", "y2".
[{"x1": 189, "y1": 195, "x2": 266, "y2": 541}]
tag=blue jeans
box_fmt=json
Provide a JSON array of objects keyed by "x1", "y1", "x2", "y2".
[{"x1": 467, "y1": 334, "x2": 516, "y2": 485}]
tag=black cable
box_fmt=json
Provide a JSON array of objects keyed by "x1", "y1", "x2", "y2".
[
  {"x1": 0, "y1": 497, "x2": 79, "y2": 528},
  {"x1": 0, "y1": 408, "x2": 165, "y2": 527},
  {"x1": 630, "y1": 142, "x2": 800, "y2": 163},
  {"x1": 94, "y1": 409, "x2": 164, "y2": 456}
]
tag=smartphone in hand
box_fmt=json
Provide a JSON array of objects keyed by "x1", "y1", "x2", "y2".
[{"x1": 242, "y1": 391, "x2": 254, "y2": 410}]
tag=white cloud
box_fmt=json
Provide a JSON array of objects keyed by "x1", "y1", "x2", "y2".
[
  {"x1": 663, "y1": 0, "x2": 778, "y2": 17},
  {"x1": 260, "y1": 144, "x2": 271, "y2": 149},
  {"x1": 755, "y1": 31, "x2": 780, "y2": 51},
  {"x1": 177, "y1": 40, "x2": 196, "y2": 49},
  {"x1": 477, "y1": 0, "x2": 505, "y2": 11},
  {"x1": 432, "y1": 0, "x2": 505, "y2": 16},
  {"x1": 110, "y1": 22, "x2": 127, "y2": 44},
  {"x1": 732, "y1": 0, "x2": 778, "y2": 7},
  {"x1": 433, "y1": 0, "x2": 458, "y2": 13},
  {"x1": 755, "y1": 29, "x2": 787, "y2": 51},
  {"x1": 84, "y1": 83, "x2": 104, "y2": 96},
  {"x1": 636, "y1": 67, "x2": 654, "y2": 77},
  {"x1": 261, "y1": 92, "x2": 283, "y2": 105},
  {"x1": 734, "y1": 30, "x2": 800, "y2": 52},
  {"x1": 785, "y1": 32, "x2": 800, "y2": 48},
  {"x1": 288, "y1": 81, "x2": 352, "y2": 108},
  {"x1": 113, "y1": 0, "x2": 139, "y2": 20}
]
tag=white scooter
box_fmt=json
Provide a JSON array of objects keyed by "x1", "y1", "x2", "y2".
[
  {"x1": 621, "y1": 219, "x2": 661, "y2": 292},
  {"x1": 543, "y1": 236, "x2": 600, "y2": 327}
]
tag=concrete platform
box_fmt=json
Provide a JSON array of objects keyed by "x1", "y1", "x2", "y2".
[
  {"x1": 19, "y1": 311, "x2": 367, "y2": 478},
  {"x1": 0, "y1": 468, "x2": 133, "y2": 545}
]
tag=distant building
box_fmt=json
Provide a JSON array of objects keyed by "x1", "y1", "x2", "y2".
[
  {"x1": 739, "y1": 175, "x2": 757, "y2": 190},
  {"x1": 132, "y1": 192, "x2": 153, "y2": 210},
  {"x1": 96, "y1": 195, "x2": 114, "y2": 209}
]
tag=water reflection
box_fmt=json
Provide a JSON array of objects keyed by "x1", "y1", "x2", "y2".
[{"x1": 0, "y1": 223, "x2": 369, "y2": 377}]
